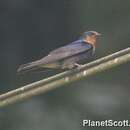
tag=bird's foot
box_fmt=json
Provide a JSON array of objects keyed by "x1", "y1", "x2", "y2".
[{"x1": 74, "y1": 63, "x2": 84, "y2": 70}]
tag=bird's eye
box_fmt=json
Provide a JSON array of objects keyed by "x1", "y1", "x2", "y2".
[{"x1": 91, "y1": 33, "x2": 95, "y2": 36}]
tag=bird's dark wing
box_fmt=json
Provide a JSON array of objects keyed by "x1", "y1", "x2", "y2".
[{"x1": 39, "y1": 41, "x2": 93, "y2": 64}]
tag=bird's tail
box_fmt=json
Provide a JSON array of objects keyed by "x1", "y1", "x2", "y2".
[{"x1": 17, "y1": 60, "x2": 41, "y2": 74}]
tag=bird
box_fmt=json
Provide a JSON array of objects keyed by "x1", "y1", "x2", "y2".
[{"x1": 17, "y1": 31, "x2": 101, "y2": 73}]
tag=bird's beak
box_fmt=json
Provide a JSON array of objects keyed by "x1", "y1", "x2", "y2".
[{"x1": 96, "y1": 32, "x2": 101, "y2": 36}]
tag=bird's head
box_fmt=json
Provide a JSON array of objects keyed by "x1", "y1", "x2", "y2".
[{"x1": 81, "y1": 31, "x2": 101, "y2": 48}]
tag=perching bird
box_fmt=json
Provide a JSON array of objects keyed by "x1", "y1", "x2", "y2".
[{"x1": 17, "y1": 31, "x2": 101, "y2": 73}]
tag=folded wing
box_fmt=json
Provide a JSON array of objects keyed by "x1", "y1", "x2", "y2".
[{"x1": 41, "y1": 42, "x2": 93, "y2": 64}]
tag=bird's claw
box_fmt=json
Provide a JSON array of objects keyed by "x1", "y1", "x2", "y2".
[{"x1": 74, "y1": 63, "x2": 84, "y2": 70}]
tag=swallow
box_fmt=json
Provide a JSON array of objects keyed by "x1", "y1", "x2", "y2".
[{"x1": 17, "y1": 31, "x2": 101, "y2": 73}]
